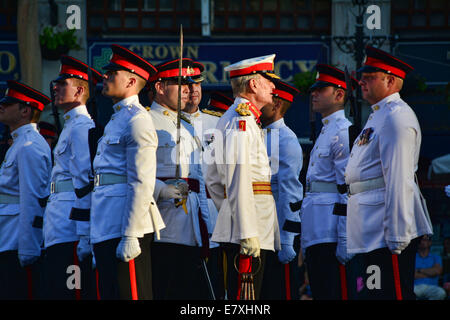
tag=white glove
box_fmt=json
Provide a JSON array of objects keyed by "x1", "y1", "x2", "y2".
[
  {"x1": 240, "y1": 237, "x2": 260, "y2": 258},
  {"x1": 116, "y1": 236, "x2": 141, "y2": 262},
  {"x1": 159, "y1": 180, "x2": 189, "y2": 200},
  {"x1": 336, "y1": 238, "x2": 354, "y2": 265},
  {"x1": 19, "y1": 254, "x2": 39, "y2": 267},
  {"x1": 387, "y1": 240, "x2": 409, "y2": 255},
  {"x1": 445, "y1": 185, "x2": 450, "y2": 197},
  {"x1": 278, "y1": 244, "x2": 296, "y2": 264},
  {"x1": 77, "y1": 236, "x2": 92, "y2": 262}
]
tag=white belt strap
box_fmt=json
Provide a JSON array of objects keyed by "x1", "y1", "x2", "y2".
[
  {"x1": 94, "y1": 173, "x2": 127, "y2": 187},
  {"x1": 0, "y1": 193, "x2": 20, "y2": 204},
  {"x1": 306, "y1": 181, "x2": 338, "y2": 193},
  {"x1": 349, "y1": 177, "x2": 385, "y2": 195},
  {"x1": 50, "y1": 180, "x2": 74, "y2": 194}
]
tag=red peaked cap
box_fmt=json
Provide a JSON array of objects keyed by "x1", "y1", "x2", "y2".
[
  {"x1": 38, "y1": 121, "x2": 57, "y2": 139},
  {"x1": 103, "y1": 44, "x2": 158, "y2": 81},
  {"x1": 272, "y1": 80, "x2": 300, "y2": 103},
  {"x1": 55, "y1": 55, "x2": 103, "y2": 84},
  {"x1": 149, "y1": 58, "x2": 204, "y2": 84},
  {"x1": 310, "y1": 64, "x2": 359, "y2": 91},
  {"x1": 0, "y1": 80, "x2": 51, "y2": 111},
  {"x1": 205, "y1": 91, "x2": 234, "y2": 112},
  {"x1": 358, "y1": 46, "x2": 414, "y2": 79}
]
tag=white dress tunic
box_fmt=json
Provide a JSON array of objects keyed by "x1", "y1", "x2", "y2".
[
  {"x1": 206, "y1": 97, "x2": 280, "y2": 251},
  {"x1": 300, "y1": 110, "x2": 350, "y2": 251},
  {"x1": 0, "y1": 123, "x2": 51, "y2": 257},
  {"x1": 90, "y1": 95, "x2": 164, "y2": 244},
  {"x1": 345, "y1": 93, "x2": 433, "y2": 254},
  {"x1": 150, "y1": 102, "x2": 210, "y2": 247},
  {"x1": 44, "y1": 105, "x2": 93, "y2": 248}
]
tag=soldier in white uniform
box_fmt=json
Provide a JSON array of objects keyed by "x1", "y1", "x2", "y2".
[
  {"x1": 300, "y1": 64, "x2": 357, "y2": 300},
  {"x1": 259, "y1": 79, "x2": 303, "y2": 300},
  {"x1": 148, "y1": 58, "x2": 211, "y2": 300},
  {"x1": 205, "y1": 54, "x2": 280, "y2": 300},
  {"x1": 91, "y1": 44, "x2": 164, "y2": 300},
  {"x1": 43, "y1": 56, "x2": 102, "y2": 300},
  {"x1": 0, "y1": 81, "x2": 52, "y2": 299},
  {"x1": 184, "y1": 88, "x2": 234, "y2": 300},
  {"x1": 345, "y1": 46, "x2": 433, "y2": 300}
]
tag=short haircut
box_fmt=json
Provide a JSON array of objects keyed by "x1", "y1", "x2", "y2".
[
  {"x1": 274, "y1": 97, "x2": 292, "y2": 116},
  {"x1": 71, "y1": 78, "x2": 90, "y2": 104},
  {"x1": 333, "y1": 86, "x2": 347, "y2": 105},
  {"x1": 126, "y1": 71, "x2": 147, "y2": 92},
  {"x1": 230, "y1": 74, "x2": 260, "y2": 96},
  {"x1": 19, "y1": 103, "x2": 41, "y2": 123}
]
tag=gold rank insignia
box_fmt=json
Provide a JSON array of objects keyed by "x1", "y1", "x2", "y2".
[
  {"x1": 145, "y1": 106, "x2": 150, "y2": 111},
  {"x1": 235, "y1": 103, "x2": 251, "y2": 116},
  {"x1": 201, "y1": 109, "x2": 223, "y2": 118},
  {"x1": 186, "y1": 66, "x2": 195, "y2": 75}
]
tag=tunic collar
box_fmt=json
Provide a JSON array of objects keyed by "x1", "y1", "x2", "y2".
[
  {"x1": 371, "y1": 92, "x2": 400, "y2": 112},
  {"x1": 63, "y1": 105, "x2": 90, "y2": 122},
  {"x1": 11, "y1": 123, "x2": 37, "y2": 141},
  {"x1": 112, "y1": 94, "x2": 139, "y2": 113},
  {"x1": 322, "y1": 109, "x2": 345, "y2": 126}
]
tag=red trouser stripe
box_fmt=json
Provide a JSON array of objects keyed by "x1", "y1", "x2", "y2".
[
  {"x1": 73, "y1": 241, "x2": 81, "y2": 300},
  {"x1": 95, "y1": 269, "x2": 101, "y2": 300},
  {"x1": 391, "y1": 254, "x2": 403, "y2": 300},
  {"x1": 284, "y1": 264, "x2": 291, "y2": 300},
  {"x1": 339, "y1": 264, "x2": 348, "y2": 300},
  {"x1": 129, "y1": 259, "x2": 138, "y2": 300},
  {"x1": 25, "y1": 266, "x2": 33, "y2": 300}
]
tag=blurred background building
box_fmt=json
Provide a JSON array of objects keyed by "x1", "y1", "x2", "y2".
[{"x1": 0, "y1": 0, "x2": 449, "y2": 247}]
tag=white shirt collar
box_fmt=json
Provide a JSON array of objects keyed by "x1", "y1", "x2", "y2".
[
  {"x1": 322, "y1": 109, "x2": 345, "y2": 125},
  {"x1": 371, "y1": 92, "x2": 400, "y2": 112},
  {"x1": 182, "y1": 109, "x2": 201, "y2": 121},
  {"x1": 266, "y1": 118, "x2": 285, "y2": 130},
  {"x1": 112, "y1": 95, "x2": 139, "y2": 113},
  {"x1": 11, "y1": 123, "x2": 37, "y2": 140},
  {"x1": 64, "y1": 105, "x2": 90, "y2": 121}
]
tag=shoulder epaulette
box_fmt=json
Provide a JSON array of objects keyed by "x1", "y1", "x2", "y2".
[
  {"x1": 201, "y1": 108, "x2": 224, "y2": 118},
  {"x1": 235, "y1": 103, "x2": 252, "y2": 116}
]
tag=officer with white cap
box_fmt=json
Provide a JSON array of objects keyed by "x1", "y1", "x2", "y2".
[
  {"x1": 345, "y1": 46, "x2": 433, "y2": 300},
  {"x1": 205, "y1": 54, "x2": 280, "y2": 300}
]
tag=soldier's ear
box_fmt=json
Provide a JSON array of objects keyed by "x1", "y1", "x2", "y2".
[
  {"x1": 386, "y1": 75, "x2": 396, "y2": 89},
  {"x1": 127, "y1": 76, "x2": 137, "y2": 89},
  {"x1": 334, "y1": 88, "x2": 345, "y2": 102},
  {"x1": 154, "y1": 81, "x2": 165, "y2": 95},
  {"x1": 247, "y1": 78, "x2": 258, "y2": 94},
  {"x1": 75, "y1": 85, "x2": 85, "y2": 99}
]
